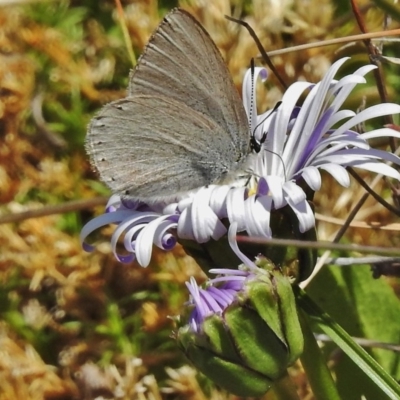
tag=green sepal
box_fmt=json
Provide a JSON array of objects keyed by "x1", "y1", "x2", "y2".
[
  {"x1": 184, "y1": 341, "x2": 273, "y2": 397},
  {"x1": 271, "y1": 270, "x2": 304, "y2": 364},
  {"x1": 200, "y1": 314, "x2": 243, "y2": 364},
  {"x1": 245, "y1": 262, "x2": 304, "y2": 364},
  {"x1": 246, "y1": 276, "x2": 287, "y2": 345},
  {"x1": 224, "y1": 305, "x2": 288, "y2": 379}
]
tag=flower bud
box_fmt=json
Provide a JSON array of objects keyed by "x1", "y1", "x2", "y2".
[{"x1": 175, "y1": 258, "x2": 303, "y2": 397}]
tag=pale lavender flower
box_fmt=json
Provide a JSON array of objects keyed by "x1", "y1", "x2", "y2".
[
  {"x1": 185, "y1": 223, "x2": 258, "y2": 332},
  {"x1": 81, "y1": 58, "x2": 400, "y2": 267}
]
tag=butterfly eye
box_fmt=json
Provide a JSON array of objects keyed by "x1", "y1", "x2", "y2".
[{"x1": 250, "y1": 135, "x2": 261, "y2": 153}]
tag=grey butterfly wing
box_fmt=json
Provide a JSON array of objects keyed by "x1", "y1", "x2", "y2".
[
  {"x1": 128, "y1": 8, "x2": 250, "y2": 157},
  {"x1": 87, "y1": 95, "x2": 242, "y2": 201}
]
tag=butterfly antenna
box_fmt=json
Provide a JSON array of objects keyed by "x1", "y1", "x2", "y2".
[
  {"x1": 253, "y1": 101, "x2": 281, "y2": 139},
  {"x1": 225, "y1": 15, "x2": 287, "y2": 90},
  {"x1": 248, "y1": 60, "x2": 277, "y2": 152},
  {"x1": 251, "y1": 101, "x2": 281, "y2": 151},
  {"x1": 251, "y1": 100, "x2": 286, "y2": 180},
  {"x1": 264, "y1": 147, "x2": 287, "y2": 181},
  {"x1": 249, "y1": 59, "x2": 255, "y2": 127},
  {"x1": 245, "y1": 145, "x2": 287, "y2": 185}
]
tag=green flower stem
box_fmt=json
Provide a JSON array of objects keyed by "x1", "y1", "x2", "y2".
[
  {"x1": 272, "y1": 371, "x2": 301, "y2": 400},
  {"x1": 294, "y1": 286, "x2": 400, "y2": 400},
  {"x1": 298, "y1": 309, "x2": 341, "y2": 400}
]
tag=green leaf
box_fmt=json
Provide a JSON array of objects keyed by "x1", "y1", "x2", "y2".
[{"x1": 299, "y1": 266, "x2": 400, "y2": 400}]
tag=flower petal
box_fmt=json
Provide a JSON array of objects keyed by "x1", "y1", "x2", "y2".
[
  {"x1": 264, "y1": 175, "x2": 285, "y2": 207},
  {"x1": 348, "y1": 161, "x2": 400, "y2": 179},
  {"x1": 301, "y1": 166, "x2": 322, "y2": 191},
  {"x1": 226, "y1": 187, "x2": 248, "y2": 231},
  {"x1": 333, "y1": 104, "x2": 400, "y2": 137},
  {"x1": 286, "y1": 199, "x2": 315, "y2": 233},
  {"x1": 243, "y1": 66, "x2": 268, "y2": 135},
  {"x1": 319, "y1": 163, "x2": 350, "y2": 187},
  {"x1": 244, "y1": 195, "x2": 273, "y2": 237}
]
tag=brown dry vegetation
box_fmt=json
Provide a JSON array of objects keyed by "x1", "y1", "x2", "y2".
[{"x1": 0, "y1": 0, "x2": 400, "y2": 399}]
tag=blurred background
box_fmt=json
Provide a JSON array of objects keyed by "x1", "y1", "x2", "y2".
[{"x1": 1, "y1": 0, "x2": 400, "y2": 399}]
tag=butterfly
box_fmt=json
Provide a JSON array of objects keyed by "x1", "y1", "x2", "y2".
[{"x1": 86, "y1": 8, "x2": 252, "y2": 203}]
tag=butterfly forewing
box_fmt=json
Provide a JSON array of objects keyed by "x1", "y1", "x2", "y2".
[
  {"x1": 129, "y1": 9, "x2": 249, "y2": 157},
  {"x1": 87, "y1": 95, "x2": 239, "y2": 200},
  {"x1": 87, "y1": 8, "x2": 250, "y2": 201}
]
